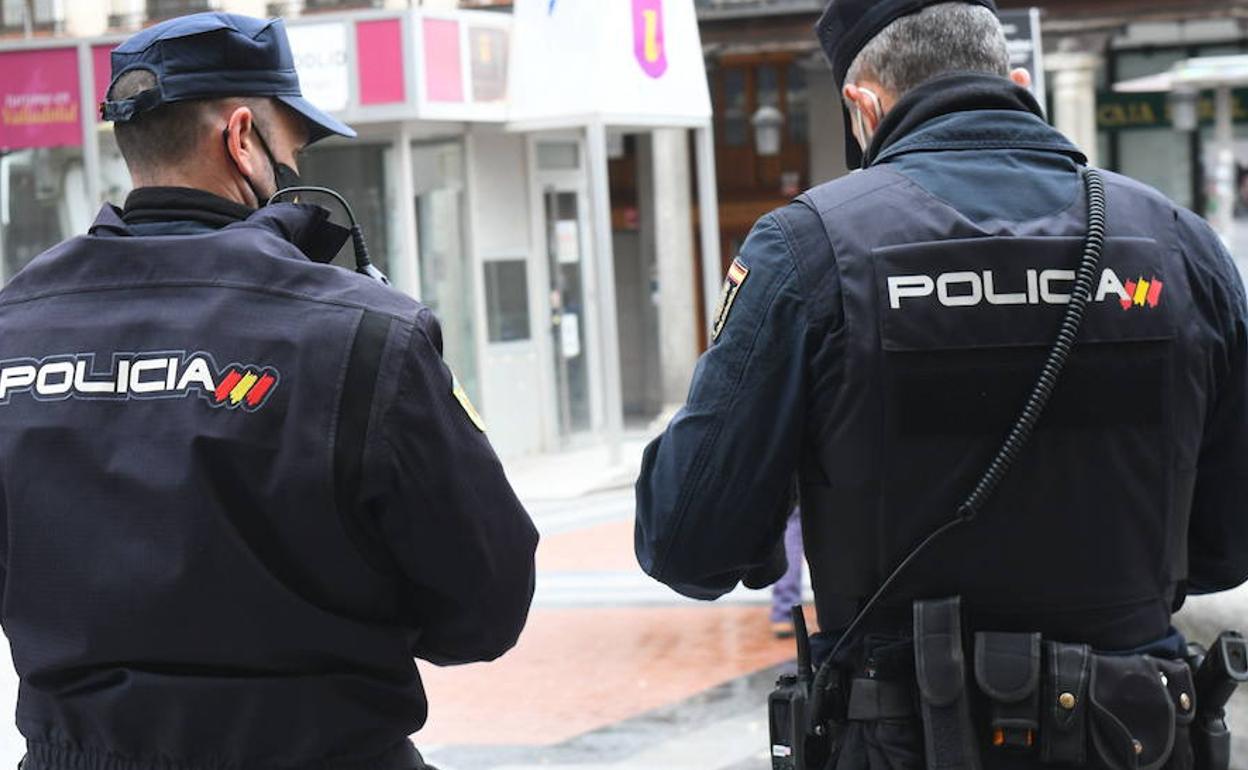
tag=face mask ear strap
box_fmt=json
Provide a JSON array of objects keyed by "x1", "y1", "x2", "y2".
[
  {"x1": 221, "y1": 127, "x2": 269, "y2": 209},
  {"x1": 851, "y1": 87, "x2": 884, "y2": 152}
]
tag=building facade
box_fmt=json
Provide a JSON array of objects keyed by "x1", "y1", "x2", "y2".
[{"x1": 691, "y1": 0, "x2": 1248, "y2": 272}]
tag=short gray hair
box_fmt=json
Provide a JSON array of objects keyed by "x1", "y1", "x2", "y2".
[{"x1": 845, "y1": 3, "x2": 1010, "y2": 98}]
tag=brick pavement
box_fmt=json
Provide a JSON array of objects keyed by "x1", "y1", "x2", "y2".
[{"x1": 417, "y1": 508, "x2": 805, "y2": 749}]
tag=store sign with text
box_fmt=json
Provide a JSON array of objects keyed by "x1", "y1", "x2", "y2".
[
  {"x1": 419, "y1": 14, "x2": 511, "y2": 120},
  {"x1": 1097, "y1": 90, "x2": 1248, "y2": 131},
  {"x1": 0, "y1": 48, "x2": 81, "y2": 150},
  {"x1": 287, "y1": 23, "x2": 350, "y2": 113}
]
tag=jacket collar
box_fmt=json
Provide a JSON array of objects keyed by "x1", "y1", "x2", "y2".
[
  {"x1": 122, "y1": 186, "x2": 253, "y2": 229},
  {"x1": 89, "y1": 197, "x2": 350, "y2": 265},
  {"x1": 864, "y1": 71, "x2": 1086, "y2": 167}
]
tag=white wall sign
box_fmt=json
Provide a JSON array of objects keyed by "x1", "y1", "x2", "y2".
[
  {"x1": 555, "y1": 219, "x2": 580, "y2": 264},
  {"x1": 287, "y1": 22, "x2": 350, "y2": 114},
  {"x1": 560, "y1": 312, "x2": 582, "y2": 360},
  {"x1": 1000, "y1": 8, "x2": 1047, "y2": 113}
]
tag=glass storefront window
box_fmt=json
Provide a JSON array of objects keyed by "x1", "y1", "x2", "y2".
[
  {"x1": 757, "y1": 65, "x2": 779, "y2": 109},
  {"x1": 100, "y1": 129, "x2": 135, "y2": 209},
  {"x1": 537, "y1": 142, "x2": 579, "y2": 171},
  {"x1": 298, "y1": 142, "x2": 395, "y2": 278},
  {"x1": 411, "y1": 141, "x2": 479, "y2": 405},
  {"x1": 787, "y1": 63, "x2": 809, "y2": 144},
  {"x1": 544, "y1": 189, "x2": 591, "y2": 436},
  {"x1": 1, "y1": 0, "x2": 58, "y2": 32},
  {"x1": 0, "y1": 146, "x2": 88, "y2": 282},
  {"x1": 722, "y1": 68, "x2": 748, "y2": 147},
  {"x1": 145, "y1": 0, "x2": 211, "y2": 22},
  {"x1": 483, "y1": 259, "x2": 530, "y2": 343},
  {"x1": 1113, "y1": 50, "x2": 1195, "y2": 212}
]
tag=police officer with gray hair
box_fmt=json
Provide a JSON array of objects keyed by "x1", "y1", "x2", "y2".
[
  {"x1": 0, "y1": 12, "x2": 538, "y2": 770},
  {"x1": 635, "y1": 1, "x2": 1248, "y2": 768}
]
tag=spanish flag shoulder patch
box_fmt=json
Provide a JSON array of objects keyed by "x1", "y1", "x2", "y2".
[{"x1": 711, "y1": 258, "x2": 750, "y2": 343}]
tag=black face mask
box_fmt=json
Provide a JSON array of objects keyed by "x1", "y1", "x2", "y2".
[{"x1": 223, "y1": 125, "x2": 302, "y2": 208}]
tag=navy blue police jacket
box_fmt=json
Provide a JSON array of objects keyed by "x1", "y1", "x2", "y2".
[
  {"x1": 635, "y1": 73, "x2": 1248, "y2": 652},
  {"x1": 0, "y1": 187, "x2": 539, "y2": 770}
]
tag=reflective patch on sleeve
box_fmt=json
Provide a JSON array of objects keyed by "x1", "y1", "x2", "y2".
[
  {"x1": 452, "y1": 373, "x2": 487, "y2": 432},
  {"x1": 711, "y1": 258, "x2": 750, "y2": 342}
]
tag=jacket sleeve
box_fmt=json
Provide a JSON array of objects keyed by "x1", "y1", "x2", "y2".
[
  {"x1": 374, "y1": 308, "x2": 539, "y2": 665},
  {"x1": 634, "y1": 212, "x2": 809, "y2": 599},
  {"x1": 1180, "y1": 210, "x2": 1248, "y2": 594}
]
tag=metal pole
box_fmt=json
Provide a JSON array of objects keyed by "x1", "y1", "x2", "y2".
[
  {"x1": 694, "y1": 123, "x2": 723, "y2": 328},
  {"x1": 585, "y1": 121, "x2": 623, "y2": 466},
  {"x1": 1215, "y1": 85, "x2": 1236, "y2": 255}
]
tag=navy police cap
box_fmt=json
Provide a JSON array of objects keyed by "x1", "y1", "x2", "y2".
[
  {"x1": 101, "y1": 12, "x2": 356, "y2": 144},
  {"x1": 816, "y1": 0, "x2": 998, "y2": 167}
]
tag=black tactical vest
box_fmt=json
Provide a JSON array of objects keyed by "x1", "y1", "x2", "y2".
[{"x1": 796, "y1": 167, "x2": 1209, "y2": 651}]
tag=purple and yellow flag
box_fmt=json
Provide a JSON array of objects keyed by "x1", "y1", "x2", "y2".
[{"x1": 633, "y1": 0, "x2": 668, "y2": 79}]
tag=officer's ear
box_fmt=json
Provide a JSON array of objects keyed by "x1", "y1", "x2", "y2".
[
  {"x1": 1010, "y1": 68, "x2": 1033, "y2": 89},
  {"x1": 223, "y1": 105, "x2": 261, "y2": 180}
]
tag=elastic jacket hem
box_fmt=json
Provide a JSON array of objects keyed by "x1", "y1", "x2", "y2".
[{"x1": 21, "y1": 739, "x2": 425, "y2": 770}]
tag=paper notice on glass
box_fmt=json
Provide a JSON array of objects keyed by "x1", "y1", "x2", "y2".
[
  {"x1": 556, "y1": 220, "x2": 580, "y2": 264},
  {"x1": 560, "y1": 312, "x2": 582, "y2": 359}
]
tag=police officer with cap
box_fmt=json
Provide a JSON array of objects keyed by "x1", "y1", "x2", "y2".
[
  {"x1": 0, "y1": 13, "x2": 537, "y2": 770},
  {"x1": 636, "y1": 0, "x2": 1248, "y2": 767}
]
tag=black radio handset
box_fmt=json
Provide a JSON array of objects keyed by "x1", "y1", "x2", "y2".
[{"x1": 268, "y1": 186, "x2": 391, "y2": 286}]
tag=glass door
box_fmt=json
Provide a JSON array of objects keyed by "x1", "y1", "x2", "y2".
[
  {"x1": 544, "y1": 186, "x2": 592, "y2": 438},
  {"x1": 412, "y1": 141, "x2": 479, "y2": 402}
]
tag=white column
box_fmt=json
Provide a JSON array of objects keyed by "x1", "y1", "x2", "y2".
[
  {"x1": 650, "y1": 128, "x2": 699, "y2": 406},
  {"x1": 393, "y1": 123, "x2": 422, "y2": 299},
  {"x1": 1214, "y1": 85, "x2": 1237, "y2": 254},
  {"x1": 695, "y1": 123, "x2": 723, "y2": 328},
  {"x1": 586, "y1": 122, "x2": 624, "y2": 464},
  {"x1": 77, "y1": 42, "x2": 101, "y2": 214},
  {"x1": 1046, "y1": 51, "x2": 1102, "y2": 167}
]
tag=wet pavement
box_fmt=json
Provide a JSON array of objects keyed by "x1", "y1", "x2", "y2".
[{"x1": 418, "y1": 487, "x2": 803, "y2": 769}]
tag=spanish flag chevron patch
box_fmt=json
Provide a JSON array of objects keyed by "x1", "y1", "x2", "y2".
[{"x1": 711, "y1": 258, "x2": 750, "y2": 342}]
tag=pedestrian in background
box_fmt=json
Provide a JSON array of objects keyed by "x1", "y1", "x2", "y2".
[{"x1": 770, "y1": 509, "x2": 804, "y2": 639}]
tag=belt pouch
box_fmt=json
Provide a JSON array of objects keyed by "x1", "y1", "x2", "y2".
[
  {"x1": 1155, "y1": 658, "x2": 1196, "y2": 770},
  {"x1": 1089, "y1": 655, "x2": 1176, "y2": 770},
  {"x1": 974, "y1": 632, "x2": 1041, "y2": 749},
  {"x1": 913, "y1": 597, "x2": 981, "y2": 770},
  {"x1": 1040, "y1": 642, "x2": 1091, "y2": 765}
]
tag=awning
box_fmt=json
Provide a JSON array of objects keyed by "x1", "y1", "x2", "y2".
[{"x1": 1115, "y1": 54, "x2": 1248, "y2": 92}]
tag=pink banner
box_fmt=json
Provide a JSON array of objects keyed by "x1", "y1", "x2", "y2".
[
  {"x1": 93, "y1": 44, "x2": 115, "y2": 120},
  {"x1": 357, "y1": 19, "x2": 405, "y2": 106},
  {"x1": 423, "y1": 18, "x2": 463, "y2": 103},
  {"x1": 0, "y1": 48, "x2": 82, "y2": 150}
]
